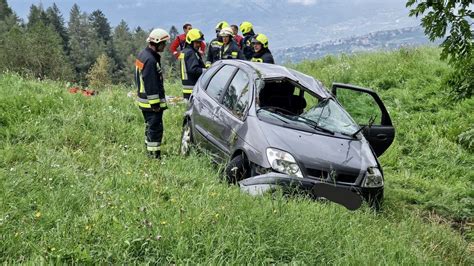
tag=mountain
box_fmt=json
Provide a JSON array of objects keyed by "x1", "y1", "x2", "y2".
[
  {"x1": 274, "y1": 26, "x2": 436, "y2": 63},
  {"x1": 9, "y1": 0, "x2": 419, "y2": 49}
]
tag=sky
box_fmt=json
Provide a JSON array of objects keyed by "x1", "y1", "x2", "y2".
[{"x1": 8, "y1": 0, "x2": 421, "y2": 49}]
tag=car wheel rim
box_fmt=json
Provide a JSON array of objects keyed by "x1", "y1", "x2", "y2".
[{"x1": 181, "y1": 124, "x2": 191, "y2": 155}]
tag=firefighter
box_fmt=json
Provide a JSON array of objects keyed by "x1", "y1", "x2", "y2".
[
  {"x1": 206, "y1": 21, "x2": 229, "y2": 67},
  {"x1": 180, "y1": 29, "x2": 206, "y2": 100},
  {"x1": 240, "y1": 21, "x2": 256, "y2": 60},
  {"x1": 250, "y1": 33, "x2": 274, "y2": 64},
  {"x1": 218, "y1": 27, "x2": 244, "y2": 60},
  {"x1": 135, "y1": 28, "x2": 170, "y2": 159},
  {"x1": 231, "y1": 24, "x2": 243, "y2": 49},
  {"x1": 169, "y1": 23, "x2": 206, "y2": 59}
]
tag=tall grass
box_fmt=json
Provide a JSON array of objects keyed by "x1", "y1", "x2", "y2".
[{"x1": 0, "y1": 47, "x2": 472, "y2": 263}]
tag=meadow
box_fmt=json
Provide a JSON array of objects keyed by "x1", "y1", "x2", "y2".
[{"x1": 0, "y1": 47, "x2": 472, "y2": 263}]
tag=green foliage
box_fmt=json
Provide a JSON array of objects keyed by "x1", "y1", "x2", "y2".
[
  {"x1": 86, "y1": 53, "x2": 113, "y2": 89},
  {"x1": 0, "y1": 48, "x2": 473, "y2": 263},
  {"x1": 406, "y1": 0, "x2": 473, "y2": 100},
  {"x1": 445, "y1": 53, "x2": 474, "y2": 100},
  {"x1": 0, "y1": 0, "x2": 13, "y2": 21},
  {"x1": 45, "y1": 3, "x2": 68, "y2": 52}
]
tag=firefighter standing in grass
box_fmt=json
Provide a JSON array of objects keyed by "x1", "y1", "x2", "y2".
[
  {"x1": 251, "y1": 33, "x2": 274, "y2": 64},
  {"x1": 180, "y1": 29, "x2": 206, "y2": 100},
  {"x1": 206, "y1": 21, "x2": 230, "y2": 67},
  {"x1": 240, "y1": 21, "x2": 256, "y2": 60},
  {"x1": 135, "y1": 28, "x2": 170, "y2": 159}
]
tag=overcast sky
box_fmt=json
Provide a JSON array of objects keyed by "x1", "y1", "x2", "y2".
[{"x1": 8, "y1": 0, "x2": 420, "y2": 49}]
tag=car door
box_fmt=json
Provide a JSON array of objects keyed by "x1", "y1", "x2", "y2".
[
  {"x1": 331, "y1": 83, "x2": 395, "y2": 157},
  {"x1": 214, "y1": 69, "x2": 253, "y2": 154},
  {"x1": 193, "y1": 64, "x2": 238, "y2": 154}
]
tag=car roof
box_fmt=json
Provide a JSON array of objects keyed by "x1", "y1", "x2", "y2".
[{"x1": 219, "y1": 60, "x2": 331, "y2": 98}]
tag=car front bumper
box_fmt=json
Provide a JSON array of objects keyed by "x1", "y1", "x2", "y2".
[{"x1": 239, "y1": 173, "x2": 383, "y2": 210}]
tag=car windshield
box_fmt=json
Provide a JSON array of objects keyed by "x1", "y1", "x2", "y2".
[{"x1": 300, "y1": 98, "x2": 359, "y2": 135}]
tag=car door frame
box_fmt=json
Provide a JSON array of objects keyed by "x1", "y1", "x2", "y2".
[
  {"x1": 331, "y1": 83, "x2": 395, "y2": 157},
  {"x1": 201, "y1": 64, "x2": 240, "y2": 156},
  {"x1": 213, "y1": 67, "x2": 255, "y2": 155}
]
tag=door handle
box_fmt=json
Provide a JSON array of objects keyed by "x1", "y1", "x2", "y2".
[{"x1": 376, "y1": 134, "x2": 387, "y2": 140}]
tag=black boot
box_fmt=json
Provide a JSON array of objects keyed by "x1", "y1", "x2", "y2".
[{"x1": 147, "y1": 150, "x2": 161, "y2": 159}]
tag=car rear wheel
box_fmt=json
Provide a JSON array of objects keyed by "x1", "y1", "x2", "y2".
[
  {"x1": 180, "y1": 119, "x2": 193, "y2": 156},
  {"x1": 225, "y1": 154, "x2": 251, "y2": 184}
]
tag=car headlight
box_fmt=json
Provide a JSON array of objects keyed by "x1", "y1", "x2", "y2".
[
  {"x1": 266, "y1": 148, "x2": 303, "y2": 178},
  {"x1": 362, "y1": 167, "x2": 384, "y2": 188}
]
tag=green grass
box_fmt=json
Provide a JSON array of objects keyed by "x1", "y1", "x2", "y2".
[{"x1": 0, "y1": 47, "x2": 473, "y2": 264}]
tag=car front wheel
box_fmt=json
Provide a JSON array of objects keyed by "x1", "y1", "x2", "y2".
[
  {"x1": 225, "y1": 154, "x2": 251, "y2": 184},
  {"x1": 180, "y1": 119, "x2": 193, "y2": 156}
]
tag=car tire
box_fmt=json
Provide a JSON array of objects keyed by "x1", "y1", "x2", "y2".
[
  {"x1": 367, "y1": 189, "x2": 384, "y2": 211},
  {"x1": 180, "y1": 119, "x2": 193, "y2": 156},
  {"x1": 225, "y1": 154, "x2": 251, "y2": 184}
]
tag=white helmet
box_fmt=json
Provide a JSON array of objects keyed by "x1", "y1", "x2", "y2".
[
  {"x1": 147, "y1": 28, "x2": 170, "y2": 44},
  {"x1": 219, "y1": 27, "x2": 234, "y2": 37}
]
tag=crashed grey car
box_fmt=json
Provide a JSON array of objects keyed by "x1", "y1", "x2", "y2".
[{"x1": 180, "y1": 60, "x2": 395, "y2": 209}]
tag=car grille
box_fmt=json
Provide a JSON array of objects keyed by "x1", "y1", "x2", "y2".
[{"x1": 306, "y1": 168, "x2": 358, "y2": 184}]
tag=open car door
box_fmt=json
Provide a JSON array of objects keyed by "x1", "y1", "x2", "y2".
[{"x1": 331, "y1": 83, "x2": 395, "y2": 157}]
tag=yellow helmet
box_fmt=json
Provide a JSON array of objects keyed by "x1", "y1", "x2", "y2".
[
  {"x1": 186, "y1": 28, "x2": 204, "y2": 44},
  {"x1": 215, "y1": 21, "x2": 230, "y2": 31},
  {"x1": 240, "y1": 21, "x2": 253, "y2": 35},
  {"x1": 252, "y1": 33, "x2": 269, "y2": 48}
]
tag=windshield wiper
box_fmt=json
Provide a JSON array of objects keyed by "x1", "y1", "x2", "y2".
[
  {"x1": 351, "y1": 115, "x2": 376, "y2": 138},
  {"x1": 294, "y1": 115, "x2": 334, "y2": 135}
]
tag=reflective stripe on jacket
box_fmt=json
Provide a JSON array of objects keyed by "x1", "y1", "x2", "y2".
[
  {"x1": 251, "y1": 49, "x2": 275, "y2": 64},
  {"x1": 135, "y1": 47, "x2": 165, "y2": 110},
  {"x1": 206, "y1": 37, "x2": 223, "y2": 65},
  {"x1": 180, "y1": 44, "x2": 206, "y2": 93},
  {"x1": 219, "y1": 40, "x2": 244, "y2": 60}
]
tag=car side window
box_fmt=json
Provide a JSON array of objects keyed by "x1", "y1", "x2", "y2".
[
  {"x1": 199, "y1": 66, "x2": 219, "y2": 88},
  {"x1": 205, "y1": 65, "x2": 237, "y2": 101},
  {"x1": 222, "y1": 70, "x2": 251, "y2": 118}
]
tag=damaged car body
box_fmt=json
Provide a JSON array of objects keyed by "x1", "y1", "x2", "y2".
[{"x1": 180, "y1": 60, "x2": 395, "y2": 210}]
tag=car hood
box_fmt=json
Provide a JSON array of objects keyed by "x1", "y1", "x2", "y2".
[{"x1": 259, "y1": 122, "x2": 378, "y2": 178}]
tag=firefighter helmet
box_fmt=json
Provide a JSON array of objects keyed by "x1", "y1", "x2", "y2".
[
  {"x1": 252, "y1": 33, "x2": 269, "y2": 48},
  {"x1": 219, "y1": 27, "x2": 234, "y2": 37},
  {"x1": 186, "y1": 28, "x2": 204, "y2": 44},
  {"x1": 240, "y1": 21, "x2": 253, "y2": 35},
  {"x1": 146, "y1": 28, "x2": 170, "y2": 44},
  {"x1": 215, "y1": 21, "x2": 230, "y2": 31}
]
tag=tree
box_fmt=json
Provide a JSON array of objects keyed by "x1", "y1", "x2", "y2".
[
  {"x1": 68, "y1": 4, "x2": 103, "y2": 83},
  {"x1": 26, "y1": 4, "x2": 48, "y2": 28},
  {"x1": 89, "y1": 10, "x2": 111, "y2": 44},
  {"x1": 0, "y1": 0, "x2": 13, "y2": 21},
  {"x1": 112, "y1": 20, "x2": 134, "y2": 84},
  {"x1": 86, "y1": 53, "x2": 112, "y2": 89},
  {"x1": 407, "y1": 0, "x2": 473, "y2": 99},
  {"x1": 46, "y1": 3, "x2": 68, "y2": 52}
]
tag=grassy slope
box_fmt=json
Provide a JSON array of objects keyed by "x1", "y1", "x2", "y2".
[{"x1": 0, "y1": 47, "x2": 472, "y2": 263}]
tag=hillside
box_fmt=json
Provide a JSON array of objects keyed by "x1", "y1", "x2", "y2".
[
  {"x1": 0, "y1": 47, "x2": 472, "y2": 263},
  {"x1": 274, "y1": 27, "x2": 434, "y2": 63}
]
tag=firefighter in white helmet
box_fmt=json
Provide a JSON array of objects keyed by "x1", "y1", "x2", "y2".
[
  {"x1": 135, "y1": 28, "x2": 170, "y2": 159},
  {"x1": 218, "y1": 27, "x2": 244, "y2": 60}
]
